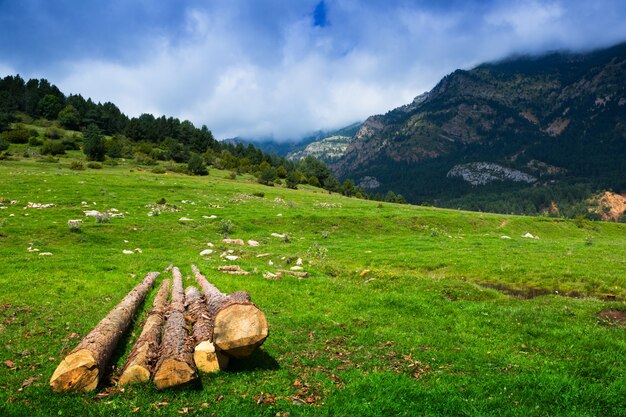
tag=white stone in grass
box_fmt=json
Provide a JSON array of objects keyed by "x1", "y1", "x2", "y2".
[
  {"x1": 200, "y1": 249, "x2": 213, "y2": 256},
  {"x1": 522, "y1": 233, "x2": 539, "y2": 239},
  {"x1": 290, "y1": 266, "x2": 303, "y2": 271},
  {"x1": 263, "y1": 272, "x2": 278, "y2": 279},
  {"x1": 268, "y1": 260, "x2": 274, "y2": 266},
  {"x1": 207, "y1": 242, "x2": 214, "y2": 247},
  {"x1": 124, "y1": 240, "x2": 129, "y2": 243},
  {"x1": 9, "y1": 214, "x2": 15, "y2": 217},
  {"x1": 271, "y1": 233, "x2": 286, "y2": 238},
  {"x1": 225, "y1": 255, "x2": 239, "y2": 261},
  {"x1": 179, "y1": 217, "x2": 193, "y2": 221},
  {"x1": 247, "y1": 240, "x2": 260, "y2": 246},
  {"x1": 134, "y1": 248, "x2": 143, "y2": 254},
  {"x1": 276, "y1": 213, "x2": 283, "y2": 217},
  {"x1": 84, "y1": 210, "x2": 101, "y2": 217},
  {"x1": 500, "y1": 235, "x2": 511, "y2": 239},
  {"x1": 39, "y1": 252, "x2": 53, "y2": 256},
  {"x1": 122, "y1": 249, "x2": 134, "y2": 255},
  {"x1": 296, "y1": 258, "x2": 303, "y2": 265},
  {"x1": 110, "y1": 208, "x2": 119, "y2": 212}
]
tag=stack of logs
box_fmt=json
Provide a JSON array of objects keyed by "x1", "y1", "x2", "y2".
[{"x1": 49, "y1": 265, "x2": 269, "y2": 391}]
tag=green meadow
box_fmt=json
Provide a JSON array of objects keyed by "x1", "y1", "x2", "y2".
[{"x1": 0, "y1": 157, "x2": 624, "y2": 416}]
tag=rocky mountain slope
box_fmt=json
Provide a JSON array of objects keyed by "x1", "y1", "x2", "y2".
[{"x1": 329, "y1": 42, "x2": 626, "y2": 216}]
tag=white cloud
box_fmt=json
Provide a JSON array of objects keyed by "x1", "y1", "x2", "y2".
[{"x1": 39, "y1": 1, "x2": 626, "y2": 141}]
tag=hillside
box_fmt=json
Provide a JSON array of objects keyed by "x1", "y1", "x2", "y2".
[
  {"x1": 0, "y1": 157, "x2": 625, "y2": 416},
  {"x1": 329, "y1": 42, "x2": 626, "y2": 217}
]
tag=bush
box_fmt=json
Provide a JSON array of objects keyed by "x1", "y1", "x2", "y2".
[
  {"x1": 28, "y1": 136, "x2": 43, "y2": 146},
  {"x1": 0, "y1": 137, "x2": 8, "y2": 151},
  {"x1": 41, "y1": 140, "x2": 66, "y2": 155},
  {"x1": 86, "y1": 162, "x2": 102, "y2": 169},
  {"x1": 44, "y1": 127, "x2": 64, "y2": 139},
  {"x1": 218, "y1": 219, "x2": 235, "y2": 237},
  {"x1": 151, "y1": 166, "x2": 166, "y2": 174},
  {"x1": 252, "y1": 192, "x2": 265, "y2": 198},
  {"x1": 69, "y1": 161, "x2": 85, "y2": 170},
  {"x1": 1, "y1": 126, "x2": 30, "y2": 144},
  {"x1": 188, "y1": 153, "x2": 208, "y2": 176}
]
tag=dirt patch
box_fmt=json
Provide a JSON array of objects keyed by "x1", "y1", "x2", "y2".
[
  {"x1": 590, "y1": 191, "x2": 626, "y2": 222},
  {"x1": 480, "y1": 283, "x2": 622, "y2": 301},
  {"x1": 598, "y1": 310, "x2": 626, "y2": 324}
]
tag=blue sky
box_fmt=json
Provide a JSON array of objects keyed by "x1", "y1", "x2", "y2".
[{"x1": 2, "y1": 0, "x2": 626, "y2": 140}]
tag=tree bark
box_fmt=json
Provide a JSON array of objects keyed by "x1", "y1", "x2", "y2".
[
  {"x1": 118, "y1": 279, "x2": 170, "y2": 386},
  {"x1": 185, "y1": 286, "x2": 229, "y2": 372},
  {"x1": 50, "y1": 272, "x2": 159, "y2": 392},
  {"x1": 153, "y1": 267, "x2": 197, "y2": 389},
  {"x1": 191, "y1": 264, "x2": 268, "y2": 358}
]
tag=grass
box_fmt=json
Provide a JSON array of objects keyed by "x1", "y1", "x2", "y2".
[{"x1": 0, "y1": 156, "x2": 625, "y2": 416}]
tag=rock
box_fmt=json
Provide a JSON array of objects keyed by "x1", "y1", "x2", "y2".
[
  {"x1": 179, "y1": 217, "x2": 193, "y2": 221},
  {"x1": 447, "y1": 162, "x2": 537, "y2": 186},
  {"x1": 256, "y1": 253, "x2": 270, "y2": 257},
  {"x1": 522, "y1": 233, "x2": 536, "y2": 239},
  {"x1": 296, "y1": 258, "x2": 303, "y2": 265},
  {"x1": 290, "y1": 266, "x2": 303, "y2": 271},
  {"x1": 122, "y1": 249, "x2": 134, "y2": 254},
  {"x1": 271, "y1": 233, "x2": 286, "y2": 238},
  {"x1": 207, "y1": 242, "x2": 214, "y2": 247},
  {"x1": 263, "y1": 272, "x2": 279, "y2": 280},
  {"x1": 247, "y1": 240, "x2": 260, "y2": 246},
  {"x1": 200, "y1": 249, "x2": 213, "y2": 256},
  {"x1": 225, "y1": 255, "x2": 239, "y2": 261},
  {"x1": 222, "y1": 239, "x2": 244, "y2": 245},
  {"x1": 84, "y1": 210, "x2": 101, "y2": 217},
  {"x1": 500, "y1": 235, "x2": 511, "y2": 239},
  {"x1": 39, "y1": 252, "x2": 53, "y2": 256},
  {"x1": 359, "y1": 269, "x2": 371, "y2": 277},
  {"x1": 134, "y1": 248, "x2": 143, "y2": 254}
]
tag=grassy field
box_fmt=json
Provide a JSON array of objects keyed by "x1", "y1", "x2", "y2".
[{"x1": 0, "y1": 156, "x2": 624, "y2": 416}]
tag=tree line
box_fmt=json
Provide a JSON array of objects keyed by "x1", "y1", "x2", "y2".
[{"x1": 0, "y1": 74, "x2": 407, "y2": 202}]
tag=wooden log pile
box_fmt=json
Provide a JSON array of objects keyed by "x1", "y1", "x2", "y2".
[{"x1": 50, "y1": 265, "x2": 269, "y2": 392}]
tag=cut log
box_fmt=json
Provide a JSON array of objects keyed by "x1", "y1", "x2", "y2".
[
  {"x1": 50, "y1": 272, "x2": 159, "y2": 392},
  {"x1": 118, "y1": 279, "x2": 171, "y2": 386},
  {"x1": 192, "y1": 264, "x2": 268, "y2": 358},
  {"x1": 153, "y1": 267, "x2": 197, "y2": 389},
  {"x1": 185, "y1": 286, "x2": 229, "y2": 372}
]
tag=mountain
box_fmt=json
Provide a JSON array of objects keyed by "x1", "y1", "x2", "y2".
[
  {"x1": 286, "y1": 122, "x2": 361, "y2": 164},
  {"x1": 224, "y1": 122, "x2": 362, "y2": 162},
  {"x1": 329, "y1": 42, "x2": 626, "y2": 216}
]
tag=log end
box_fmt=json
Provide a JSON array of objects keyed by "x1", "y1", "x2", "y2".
[
  {"x1": 49, "y1": 349, "x2": 99, "y2": 392},
  {"x1": 194, "y1": 341, "x2": 229, "y2": 373},
  {"x1": 214, "y1": 304, "x2": 269, "y2": 358},
  {"x1": 153, "y1": 359, "x2": 197, "y2": 390},
  {"x1": 118, "y1": 365, "x2": 151, "y2": 386}
]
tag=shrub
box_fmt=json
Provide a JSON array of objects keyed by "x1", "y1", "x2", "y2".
[
  {"x1": 69, "y1": 161, "x2": 85, "y2": 171},
  {"x1": 252, "y1": 192, "x2": 265, "y2": 198},
  {"x1": 67, "y1": 219, "x2": 82, "y2": 232},
  {"x1": 188, "y1": 153, "x2": 208, "y2": 176},
  {"x1": 0, "y1": 137, "x2": 8, "y2": 151},
  {"x1": 86, "y1": 162, "x2": 102, "y2": 169},
  {"x1": 28, "y1": 136, "x2": 43, "y2": 146},
  {"x1": 1, "y1": 126, "x2": 30, "y2": 144},
  {"x1": 156, "y1": 198, "x2": 167, "y2": 204},
  {"x1": 228, "y1": 172, "x2": 237, "y2": 180},
  {"x1": 41, "y1": 140, "x2": 66, "y2": 155},
  {"x1": 218, "y1": 219, "x2": 235, "y2": 237},
  {"x1": 96, "y1": 212, "x2": 111, "y2": 224},
  {"x1": 151, "y1": 166, "x2": 166, "y2": 174},
  {"x1": 44, "y1": 127, "x2": 64, "y2": 139}
]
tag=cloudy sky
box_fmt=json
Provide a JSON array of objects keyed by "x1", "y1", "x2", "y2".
[{"x1": 2, "y1": 0, "x2": 626, "y2": 140}]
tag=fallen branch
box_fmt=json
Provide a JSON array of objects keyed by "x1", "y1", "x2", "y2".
[{"x1": 50, "y1": 272, "x2": 159, "y2": 392}]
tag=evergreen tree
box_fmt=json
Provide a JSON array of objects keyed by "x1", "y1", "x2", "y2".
[
  {"x1": 187, "y1": 153, "x2": 208, "y2": 175},
  {"x1": 82, "y1": 124, "x2": 105, "y2": 161}
]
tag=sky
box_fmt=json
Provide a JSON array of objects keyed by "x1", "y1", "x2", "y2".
[{"x1": 2, "y1": 0, "x2": 626, "y2": 141}]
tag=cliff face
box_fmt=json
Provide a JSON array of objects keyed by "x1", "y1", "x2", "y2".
[{"x1": 329, "y1": 42, "x2": 626, "y2": 208}]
